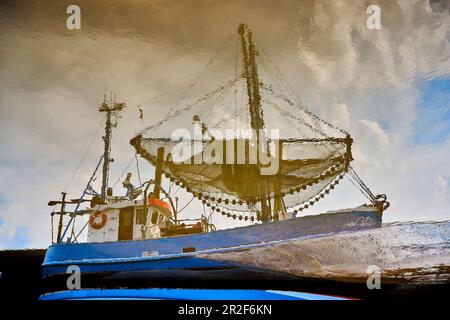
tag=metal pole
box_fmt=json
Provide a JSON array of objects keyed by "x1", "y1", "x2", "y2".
[
  {"x1": 59, "y1": 155, "x2": 103, "y2": 243},
  {"x1": 56, "y1": 192, "x2": 67, "y2": 243}
]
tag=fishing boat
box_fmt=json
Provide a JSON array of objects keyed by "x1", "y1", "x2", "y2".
[{"x1": 41, "y1": 24, "x2": 389, "y2": 295}]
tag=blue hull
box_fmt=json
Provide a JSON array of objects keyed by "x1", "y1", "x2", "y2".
[
  {"x1": 39, "y1": 288, "x2": 349, "y2": 300},
  {"x1": 42, "y1": 207, "x2": 381, "y2": 279}
]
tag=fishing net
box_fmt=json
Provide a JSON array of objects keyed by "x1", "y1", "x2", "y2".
[{"x1": 131, "y1": 26, "x2": 353, "y2": 219}]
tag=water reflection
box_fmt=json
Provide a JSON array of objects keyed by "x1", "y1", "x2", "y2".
[{"x1": 0, "y1": 0, "x2": 449, "y2": 248}]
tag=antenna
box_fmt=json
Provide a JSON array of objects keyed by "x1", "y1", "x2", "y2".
[{"x1": 99, "y1": 96, "x2": 126, "y2": 199}]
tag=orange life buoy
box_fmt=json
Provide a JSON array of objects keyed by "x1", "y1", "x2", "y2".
[
  {"x1": 148, "y1": 197, "x2": 172, "y2": 213},
  {"x1": 89, "y1": 211, "x2": 107, "y2": 229}
]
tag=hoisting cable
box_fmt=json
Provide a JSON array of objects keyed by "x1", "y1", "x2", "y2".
[
  {"x1": 60, "y1": 155, "x2": 104, "y2": 243},
  {"x1": 139, "y1": 33, "x2": 235, "y2": 134},
  {"x1": 64, "y1": 115, "x2": 106, "y2": 192},
  {"x1": 348, "y1": 166, "x2": 376, "y2": 201},
  {"x1": 347, "y1": 165, "x2": 376, "y2": 203},
  {"x1": 135, "y1": 153, "x2": 142, "y2": 187},
  {"x1": 176, "y1": 195, "x2": 195, "y2": 215},
  {"x1": 112, "y1": 155, "x2": 135, "y2": 188},
  {"x1": 49, "y1": 115, "x2": 105, "y2": 226},
  {"x1": 137, "y1": 77, "x2": 239, "y2": 135}
]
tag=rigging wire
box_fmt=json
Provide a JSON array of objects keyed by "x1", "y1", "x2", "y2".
[
  {"x1": 135, "y1": 153, "x2": 142, "y2": 187},
  {"x1": 49, "y1": 115, "x2": 105, "y2": 216},
  {"x1": 112, "y1": 156, "x2": 135, "y2": 188},
  {"x1": 176, "y1": 195, "x2": 195, "y2": 215},
  {"x1": 60, "y1": 155, "x2": 104, "y2": 243},
  {"x1": 348, "y1": 166, "x2": 376, "y2": 201},
  {"x1": 137, "y1": 77, "x2": 239, "y2": 135},
  {"x1": 256, "y1": 43, "x2": 349, "y2": 136},
  {"x1": 345, "y1": 175, "x2": 373, "y2": 202},
  {"x1": 138, "y1": 33, "x2": 235, "y2": 109},
  {"x1": 64, "y1": 115, "x2": 106, "y2": 192}
]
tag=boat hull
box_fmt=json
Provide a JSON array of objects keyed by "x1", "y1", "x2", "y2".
[{"x1": 42, "y1": 206, "x2": 381, "y2": 285}]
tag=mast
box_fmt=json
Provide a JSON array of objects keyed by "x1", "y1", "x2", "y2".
[
  {"x1": 238, "y1": 24, "x2": 273, "y2": 222},
  {"x1": 238, "y1": 24, "x2": 265, "y2": 139},
  {"x1": 99, "y1": 97, "x2": 126, "y2": 199},
  {"x1": 48, "y1": 192, "x2": 68, "y2": 243}
]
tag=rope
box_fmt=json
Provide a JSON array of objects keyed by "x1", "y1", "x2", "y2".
[
  {"x1": 346, "y1": 175, "x2": 372, "y2": 202},
  {"x1": 348, "y1": 166, "x2": 376, "y2": 202},
  {"x1": 64, "y1": 115, "x2": 105, "y2": 192},
  {"x1": 135, "y1": 33, "x2": 235, "y2": 137},
  {"x1": 135, "y1": 153, "x2": 142, "y2": 187},
  {"x1": 60, "y1": 155, "x2": 103, "y2": 243},
  {"x1": 112, "y1": 156, "x2": 135, "y2": 188},
  {"x1": 75, "y1": 220, "x2": 89, "y2": 242},
  {"x1": 48, "y1": 115, "x2": 105, "y2": 218},
  {"x1": 137, "y1": 77, "x2": 239, "y2": 135},
  {"x1": 176, "y1": 196, "x2": 195, "y2": 215}
]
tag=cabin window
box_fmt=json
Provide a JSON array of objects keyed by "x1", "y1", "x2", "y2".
[
  {"x1": 136, "y1": 208, "x2": 147, "y2": 225},
  {"x1": 151, "y1": 211, "x2": 159, "y2": 224}
]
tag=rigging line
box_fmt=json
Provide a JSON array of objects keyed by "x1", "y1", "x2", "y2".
[
  {"x1": 137, "y1": 33, "x2": 235, "y2": 113},
  {"x1": 262, "y1": 93, "x2": 322, "y2": 137},
  {"x1": 48, "y1": 115, "x2": 105, "y2": 220},
  {"x1": 168, "y1": 181, "x2": 174, "y2": 194},
  {"x1": 201, "y1": 83, "x2": 239, "y2": 129},
  {"x1": 255, "y1": 42, "x2": 303, "y2": 106},
  {"x1": 136, "y1": 77, "x2": 239, "y2": 135},
  {"x1": 60, "y1": 155, "x2": 103, "y2": 243},
  {"x1": 262, "y1": 86, "x2": 349, "y2": 168},
  {"x1": 170, "y1": 185, "x2": 182, "y2": 197},
  {"x1": 214, "y1": 104, "x2": 248, "y2": 128},
  {"x1": 348, "y1": 167, "x2": 371, "y2": 196},
  {"x1": 347, "y1": 168, "x2": 375, "y2": 202},
  {"x1": 196, "y1": 80, "x2": 234, "y2": 126},
  {"x1": 176, "y1": 195, "x2": 195, "y2": 215},
  {"x1": 260, "y1": 84, "x2": 332, "y2": 136},
  {"x1": 348, "y1": 166, "x2": 376, "y2": 201},
  {"x1": 259, "y1": 81, "x2": 324, "y2": 134},
  {"x1": 112, "y1": 156, "x2": 135, "y2": 188},
  {"x1": 70, "y1": 225, "x2": 77, "y2": 243},
  {"x1": 257, "y1": 50, "x2": 346, "y2": 136},
  {"x1": 208, "y1": 207, "x2": 214, "y2": 223},
  {"x1": 202, "y1": 202, "x2": 206, "y2": 218},
  {"x1": 131, "y1": 34, "x2": 236, "y2": 109},
  {"x1": 345, "y1": 175, "x2": 373, "y2": 202},
  {"x1": 75, "y1": 219, "x2": 89, "y2": 242},
  {"x1": 64, "y1": 115, "x2": 106, "y2": 192},
  {"x1": 257, "y1": 56, "x2": 299, "y2": 109},
  {"x1": 135, "y1": 153, "x2": 142, "y2": 187},
  {"x1": 263, "y1": 99, "x2": 328, "y2": 138},
  {"x1": 263, "y1": 101, "x2": 307, "y2": 139}
]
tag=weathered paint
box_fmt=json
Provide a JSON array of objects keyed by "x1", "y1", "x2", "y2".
[{"x1": 42, "y1": 206, "x2": 381, "y2": 278}]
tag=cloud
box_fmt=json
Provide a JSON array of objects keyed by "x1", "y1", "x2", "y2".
[
  {"x1": 357, "y1": 119, "x2": 391, "y2": 167},
  {"x1": 434, "y1": 175, "x2": 449, "y2": 198}
]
